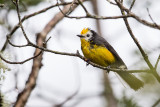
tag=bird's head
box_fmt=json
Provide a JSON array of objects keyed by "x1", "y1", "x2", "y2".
[{"x1": 77, "y1": 28, "x2": 94, "y2": 41}]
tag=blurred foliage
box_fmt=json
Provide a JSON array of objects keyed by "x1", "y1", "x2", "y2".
[
  {"x1": 0, "y1": 92, "x2": 10, "y2": 107},
  {"x1": 138, "y1": 72, "x2": 160, "y2": 95},
  {"x1": 0, "y1": 52, "x2": 10, "y2": 81},
  {"x1": 132, "y1": 48, "x2": 159, "y2": 85},
  {"x1": 131, "y1": 48, "x2": 160, "y2": 102},
  {"x1": 139, "y1": 73, "x2": 156, "y2": 85},
  {"x1": 0, "y1": 0, "x2": 44, "y2": 11},
  {"x1": 118, "y1": 91, "x2": 140, "y2": 107}
]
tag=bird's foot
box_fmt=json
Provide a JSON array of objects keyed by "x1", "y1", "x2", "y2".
[{"x1": 84, "y1": 58, "x2": 90, "y2": 66}]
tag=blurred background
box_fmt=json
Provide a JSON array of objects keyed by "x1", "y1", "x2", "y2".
[{"x1": 0, "y1": 0, "x2": 160, "y2": 107}]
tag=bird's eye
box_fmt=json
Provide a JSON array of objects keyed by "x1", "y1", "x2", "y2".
[{"x1": 87, "y1": 34, "x2": 90, "y2": 37}]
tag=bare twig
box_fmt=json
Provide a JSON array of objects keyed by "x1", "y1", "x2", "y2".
[
  {"x1": 115, "y1": 0, "x2": 160, "y2": 82},
  {"x1": 0, "y1": 38, "x2": 52, "y2": 65},
  {"x1": 147, "y1": 8, "x2": 159, "y2": 28},
  {"x1": 7, "y1": 38, "x2": 29, "y2": 48},
  {"x1": 55, "y1": 89, "x2": 79, "y2": 107},
  {"x1": 77, "y1": 0, "x2": 90, "y2": 15},
  {"x1": 152, "y1": 98, "x2": 160, "y2": 107},
  {"x1": 155, "y1": 55, "x2": 160, "y2": 69},
  {"x1": 57, "y1": 7, "x2": 132, "y2": 19},
  {"x1": 115, "y1": 1, "x2": 160, "y2": 30},
  {"x1": 0, "y1": 51, "x2": 42, "y2": 64},
  {"x1": 106, "y1": 0, "x2": 117, "y2": 5},
  {"x1": 66, "y1": 0, "x2": 77, "y2": 15},
  {"x1": 57, "y1": 0, "x2": 131, "y2": 19},
  {"x1": 13, "y1": 0, "x2": 30, "y2": 43},
  {"x1": 129, "y1": 0, "x2": 136, "y2": 11}
]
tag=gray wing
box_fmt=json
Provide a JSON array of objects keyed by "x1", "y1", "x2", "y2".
[{"x1": 91, "y1": 31, "x2": 127, "y2": 68}]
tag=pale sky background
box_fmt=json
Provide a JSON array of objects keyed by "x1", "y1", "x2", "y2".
[{"x1": 1, "y1": 0, "x2": 160, "y2": 107}]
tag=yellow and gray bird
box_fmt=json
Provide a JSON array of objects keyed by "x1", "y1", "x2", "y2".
[{"x1": 77, "y1": 28, "x2": 144, "y2": 90}]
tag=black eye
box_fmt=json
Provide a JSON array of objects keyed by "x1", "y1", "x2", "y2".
[{"x1": 87, "y1": 34, "x2": 90, "y2": 37}]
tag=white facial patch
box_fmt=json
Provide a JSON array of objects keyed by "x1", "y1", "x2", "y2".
[{"x1": 83, "y1": 31, "x2": 93, "y2": 41}]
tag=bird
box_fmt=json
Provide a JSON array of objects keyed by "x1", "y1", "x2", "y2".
[{"x1": 77, "y1": 28, "x2": 144, "y2": 91}]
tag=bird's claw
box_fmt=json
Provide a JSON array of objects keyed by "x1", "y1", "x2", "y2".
[{"x1": 85, "y1": 58, "x2": 90, "y2": 66}]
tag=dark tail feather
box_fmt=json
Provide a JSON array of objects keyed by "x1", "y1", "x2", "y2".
[{"x1": 117, "y1": 72, "x2": 144, "y2": 91}]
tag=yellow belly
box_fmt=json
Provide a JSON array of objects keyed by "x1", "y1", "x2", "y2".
[{"x1": 81, "y1": 39, "x2": 115, "y2": 67}]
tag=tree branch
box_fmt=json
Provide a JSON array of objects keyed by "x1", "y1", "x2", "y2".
[
  {"x1": 147, "y1": 8, "x2": 159, "y2": 28},
  {"x1": 0, "y1": 51, "x2": 42, "y2": 64},
  {"x1": 115, "y1": 0, "x2": 160, "y2": 83}
]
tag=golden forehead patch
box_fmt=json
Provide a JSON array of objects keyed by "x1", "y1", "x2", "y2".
[{"x1": 81, "y1": 28, "x2": 89, "y2": 35}]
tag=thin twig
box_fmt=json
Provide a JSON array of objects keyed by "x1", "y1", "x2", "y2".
[
  {"x1": 57, "y1": 4, "x2": 132, "y2": 20},
  {"x1": 106, "y1": 0, "x2": 117, "y2": 5},
  {"x1": 77, "y1": 0, "x2": 90, "y2": 15},
  {"x1": 66, "y1": 0, "x2": 77, "y2": 15},
  {"x1": 115, "y1": 1, "x2": 160, "y2": 30},
  {"x1": 0, "y1": 51, "x2": 42, "y2": 64},
  {"x1": 147, "y1": 8, "x2": 159, "y2": 28},
  {"x1": 155, "y1": 55, "x2": 160, "y2": 69},
  {"x1": 152, "y1": 98, "x2": 160, "y2": 107},
  {"x1": 7, "y1": 35, "x2": 29, "y2": 47},
  {"x1": 14, "y1": 0, "x2": 30, "y2": 43},
  {"x1": 0, "y1": 37, "x2": 51, "y2": 65},
  {"x1": 115, "y1": 0, "x2": 160, "y2": 82},
  {"x1": 55, "y1": 89, "x2": 79, "y2": 107},
  {"x1": 129, "y1": 0, "x2": 136, "y2": 11},
  {"x1": 57, "y1": 0, "x2": 131, "y2": 19}
]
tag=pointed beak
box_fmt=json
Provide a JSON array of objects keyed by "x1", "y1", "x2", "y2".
[{"x1": 77, "y1": 35, "x2": 84, "y2": 38}]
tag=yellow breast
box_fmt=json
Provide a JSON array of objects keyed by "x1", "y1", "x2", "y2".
[{"x1": 81, "y1": 39, "x2": 115, "y2": 67}]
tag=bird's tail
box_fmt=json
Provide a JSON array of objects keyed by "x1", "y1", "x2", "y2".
[{"x1": 117, "y1": 72, "x2": 144, "y2": 91}]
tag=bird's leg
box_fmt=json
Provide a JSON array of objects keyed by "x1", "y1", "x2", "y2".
[
  {"x1": 76, "y1": 50, "x2": 90, "y2": 66},
  {"x1": 84, "y1": 58, "x2": 90, "y2": 66},
  {"x1": 106, "y1": 66, "x2": 111, "y2": 73}
]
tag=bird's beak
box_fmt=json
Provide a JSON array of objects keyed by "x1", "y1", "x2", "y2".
[{"x1": 77, "y1": 35, "x2": 84, "y2": 38}]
